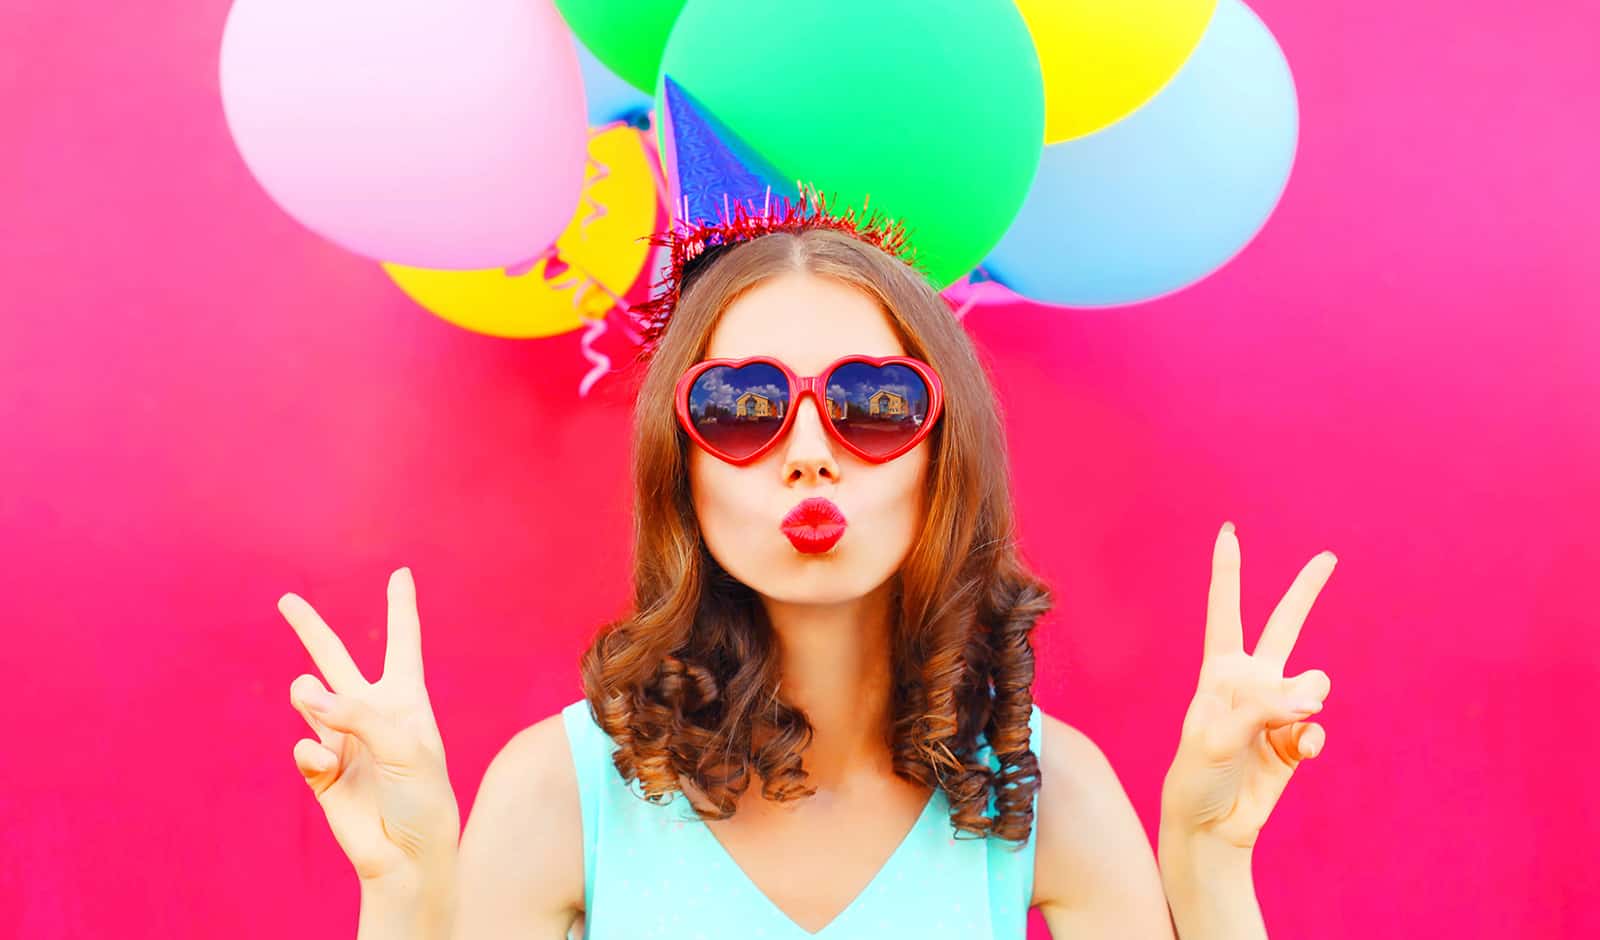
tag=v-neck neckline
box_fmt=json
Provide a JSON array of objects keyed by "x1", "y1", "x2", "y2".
[{"x1": 688, "y1": 787, "x2": 942, "y2": 937}]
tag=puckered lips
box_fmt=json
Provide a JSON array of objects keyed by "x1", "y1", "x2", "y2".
[{"x1": 780, "y1": 497, "x2": 847, "y2": 554}]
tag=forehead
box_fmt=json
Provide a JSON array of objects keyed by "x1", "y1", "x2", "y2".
[{"x1": 703, "y1": 270, "x2": 906, "y2": 374}]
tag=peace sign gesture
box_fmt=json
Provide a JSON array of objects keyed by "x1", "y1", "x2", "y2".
[
  {"x1": 281, "y1": 567, "x2": 461, "y2": 884},
  {"x1": 1159, "y1": 522, "x2": 1335, "y2": 851}
]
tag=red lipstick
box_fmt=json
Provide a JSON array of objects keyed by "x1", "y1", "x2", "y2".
[{"x1": 780, "y1": 497, "x2": 847, "y2": 554}]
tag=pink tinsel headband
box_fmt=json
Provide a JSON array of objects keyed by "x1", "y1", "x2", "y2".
[{"x1": 629, "y1": 184, "x2": 920, "y2": 364}]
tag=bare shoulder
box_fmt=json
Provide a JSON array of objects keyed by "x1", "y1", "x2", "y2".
[
  {"x1": 1032, "y1": 710, "x2": 1174, "y2": 938},
  {"x1": 456, "y1": 710, "x2": 585, "y2": 939}
]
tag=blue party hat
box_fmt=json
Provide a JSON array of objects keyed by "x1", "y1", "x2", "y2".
[
  {"x1": 632, "y1": 76, "x2": 917, "y2": 362},
  {"x1": 657, "y1": 75, "x2": 799, "y2": 226}
]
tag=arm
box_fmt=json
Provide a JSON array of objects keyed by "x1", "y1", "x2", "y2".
[
  {"x1": 451, "y1": 712, "x2": 587, "y2": 940},
  {"x1": 1032, "y1": 713, "x2": 1176, "y2": 939},
  {"x1": 1036, "y1": 525, "x2": 1335, "y2": 938},
  {"x1": 1157, "y1": 825, "x2": 1266, "y2": 940},
  {"x1": 1148, "y1": 523, "x2": 1337, "y2": 939},
  {"x1": 358, "y1": 868, "x2": 458, "y2": 940},
  {"x1": 1031, "y1": 713, "x2": 1270, "y2": 940}
]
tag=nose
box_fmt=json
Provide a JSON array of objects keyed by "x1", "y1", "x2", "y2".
[{"x1": 780, "y1": 392, "x2": 840, "y2": 484}]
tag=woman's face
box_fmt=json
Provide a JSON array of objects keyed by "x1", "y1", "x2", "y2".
[{"x1": 687, "y1": 270, "x2": 930, "y2": 606}]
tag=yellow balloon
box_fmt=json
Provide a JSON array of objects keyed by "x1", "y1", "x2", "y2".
[
  {"x1": 382, "y1": 124, "x2": 658, "y2": 339},
  {"x1": 1017, "y1": 0, "x2": 1219, "y2": 144}
]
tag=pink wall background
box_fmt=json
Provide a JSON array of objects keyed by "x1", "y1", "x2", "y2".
[{"x1": 2, "y1": 1, "x2": 1595, "y2": 937}]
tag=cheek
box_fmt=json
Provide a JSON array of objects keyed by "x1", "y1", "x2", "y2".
[
  {"x1": 687, "y1": 450, "x2": 761, "y2": 547},
  {"x1": 842, "y1": 446, "x2": 930, "y2": 571},
  {"x1": 686, "y1": 449, "x2": 719, "y2": 524},
  {"x1": 876, "y1": 449, "x2": 930, "y2": 541}
]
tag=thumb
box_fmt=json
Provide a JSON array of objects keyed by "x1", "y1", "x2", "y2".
[
  {"x1": 293, "y1": 738, "x2": 341, "y2": 793},
  {"x1": 1268, "y1": 720, "x2": 1326, "y2": 764}
]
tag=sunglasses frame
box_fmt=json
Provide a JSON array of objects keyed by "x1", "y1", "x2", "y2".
[{"x1": 675, "y1": 354, "x2": 945, "y2": 467}]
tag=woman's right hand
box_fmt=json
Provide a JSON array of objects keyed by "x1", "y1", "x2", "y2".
[{"x1": 280, "y1": 567, "x2": 461, "y2": 886}]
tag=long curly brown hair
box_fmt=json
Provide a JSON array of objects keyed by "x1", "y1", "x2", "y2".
[{"x1": 578, "y1": 227, "x2": 1053, "y2": 843}]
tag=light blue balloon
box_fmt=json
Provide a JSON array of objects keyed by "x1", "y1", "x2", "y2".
[
  {"x1": 985, "y1": 0, "x2": 1298, "y2": 307},
  {"x1": 575, "y1": 36, "x2": 652, "y2": 127}
]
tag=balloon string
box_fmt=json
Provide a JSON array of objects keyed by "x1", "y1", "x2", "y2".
[
  {"x1": 544, "y1": 252, "x2": 625, "y2": 398},
  {"x1": 571, "y1": 186, "x2": 618, "y2": 398},
  {"x1": 585, "y1": 152, "x2": 611, "y2": 187},
  {"x1": 578, "y1": 312, "x2": 611, "y2": 398},
  {"x1": 947, "y1": 277, "x2": 979, "y2": 322},
  {"x1": 576, "y1": 124, "x2": 672, "y2": 394},
  {"x1": 577, "y1": 192, "x2": 607, "y2": 234},
  {"x1": 580, "y1": 124, "x2": 655, "y2": 342},
  {"x1": 560, "y1": 267, "x2": 614, "y2": 399},
  {"x1": 507, "y1": 128, "x2": 619, "y2": 277},
  {"x1": 578, "y1": 151, "x2": 611, "y2": 234},
  {"x1": 946, "y1": 266, "x2": 1006, "y2": 322},
  {"x1": 571, "y1": 254, "x2": 646, "y2": 345},
  {"x1": 504, "y1": 243, "x2": 556, "y2": 278}
]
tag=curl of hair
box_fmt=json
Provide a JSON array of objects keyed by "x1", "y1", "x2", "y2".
[{"x1": 578, "y1": 228, "x2": 1054, "y2": 844}]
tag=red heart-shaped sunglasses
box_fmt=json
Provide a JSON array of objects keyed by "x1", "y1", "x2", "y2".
[{"x1": 674, "y1": 354, "x2": 945, "y2": 466}]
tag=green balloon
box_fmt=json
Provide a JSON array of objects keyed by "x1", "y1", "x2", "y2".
[
  {"x1": 655, "y1": 0, "x2": 1044, "y2": 288},
  {"x1": 556, "y1": 0, "x2": 687, "y2": 94}
]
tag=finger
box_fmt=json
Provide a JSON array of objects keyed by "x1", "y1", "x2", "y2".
[
  {"x1": 1210, "y1": 685, "x2": 1323, "y2": 756},
  {"x1": 295, "y1": 684, "x2": 413, "y2": 760},
  {"x1": 1254, "y1": 550, "x2": 1337, "y2": 672},
  {"x1": 1297, "y1": 722, "x2": 1326, "y2": 759},
  {"x1": 294, "y1": 738, "x2": 341, "y2": 792},
  {"x1": 1284, "y1": 668, "x2": 1332, "y2": 707},
  {"x1": 289, "y1": 675, "x2": 345, "y2": 747},
  {"x1": 382, "y1": 567, "x2": 424, "y2": 685},
  {"x1": 279, "y1": 592, "x2": 371, "y2": 693},
  {"x1": 1267, "y1": 721, "x2": 1325, "y2": 764},
  {"x1": 1204, "y1": 521, "x2": 1244, "y2": 661}
]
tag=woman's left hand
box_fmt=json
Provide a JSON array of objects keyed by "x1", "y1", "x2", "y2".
[{"x1": 1159, "y1": 521, "x2": 1335, "y2": 850}]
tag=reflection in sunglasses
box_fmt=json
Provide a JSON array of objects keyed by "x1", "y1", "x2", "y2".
[{"x1": 687, "y1": 360, "x2": 932, "y2": 461}]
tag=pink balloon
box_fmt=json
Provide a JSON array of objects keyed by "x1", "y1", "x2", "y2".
[{"x1": 220, "y1": 0, "x2": 587, "y2": 269}]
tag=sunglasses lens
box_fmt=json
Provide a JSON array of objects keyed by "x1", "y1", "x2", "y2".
[
  {"x1": 684, "y1": 362, "x2": 791, "y2": 460},
  {"x1": 825, "y1": 361, "x2": 934, "y2": 459}
]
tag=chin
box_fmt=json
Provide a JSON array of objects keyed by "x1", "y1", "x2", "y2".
[
  {"x1": 747, "y1": 555, "x2": 893, "y2": 607},
  {"x1": 755, "y1": 581, "x2": 879, "y2": 606}
]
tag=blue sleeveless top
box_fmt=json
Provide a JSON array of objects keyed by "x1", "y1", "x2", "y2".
[{"x1": 561, "y1": 698, "x2": 1042, "y2": 939}]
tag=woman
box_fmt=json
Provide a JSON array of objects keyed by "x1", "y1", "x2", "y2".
[{"x1": 280, "y1": 211, "x2": 1336, "y2": 939}]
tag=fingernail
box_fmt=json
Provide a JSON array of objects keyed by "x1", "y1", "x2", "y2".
[
  {"x1": 1222, "y1": 521, "x2": 1235, "y2": 534},
  {"x1": 303, "y1": 687, "x2": 334, "y2": 712},
  {"x1": 1294, "y1": 699, "x2": 1323, "y2": 713}
]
